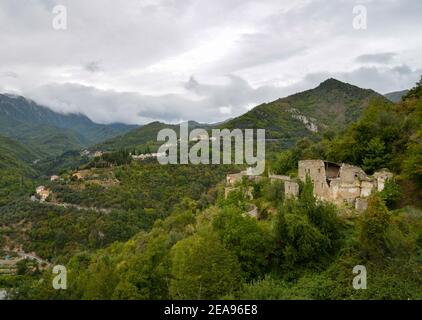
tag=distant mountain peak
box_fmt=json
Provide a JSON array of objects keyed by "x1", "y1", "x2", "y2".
[
  {"x1": 318, "y1": 78, "x2": 352, "y2": 89},
  {"x1": 320, "y1": 77, "x2": 342, "y2": 84}
]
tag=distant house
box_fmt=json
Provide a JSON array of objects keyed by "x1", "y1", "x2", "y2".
[
  {"x1": 36, "y1": 186, "x2": 45, "y2": 194},
  {"x1": 72, "y1": 172, "x2": 83, "y2": 180},
  {"x1": 226, "y1": 173, "x2": 245, "y2": 186},
  {"x1": 132, "y1": 152, "x2": 166, "y2": 161},
  {"x1": 191, "y1": 134, "x2": 209, "y2": 141},
  {"x1": 80, "y1": 150, "x2": 103, "y2": 158},
  {"x1": 35, "y1": 186, "x2": 50, "y2": 202},
  {"x1": 80, "y1": 149, "x2": 90, "y2": 157},
  {"x1": 93, "y1": 151, "x2": 103, "y2": 158}
]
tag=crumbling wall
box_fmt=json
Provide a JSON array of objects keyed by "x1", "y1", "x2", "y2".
[{"x1": 285, "y1": 180, "x2": 299, "y2": 198}]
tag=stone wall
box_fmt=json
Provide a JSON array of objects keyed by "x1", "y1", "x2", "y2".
[{"x1": 285, "y1": 180, "x2": 299, "y2": 198}]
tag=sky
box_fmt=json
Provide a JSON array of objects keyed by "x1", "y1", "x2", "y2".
[{"x1": 0, "y1": 0, "x2": 421, "y2": 125}]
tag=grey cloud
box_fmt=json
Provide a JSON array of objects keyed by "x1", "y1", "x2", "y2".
[
  {"x1": 22, "y1": 63, "x2": 422, "y2": 126},
  {"x1": 0, "y1": 71, "x2": 18, "y2": 78},
  {"x1": 393, "y1": 65, "x2": 412, "y2": 75},
  {"x1": 26, "y1": 75, "x2": 286, "y2": 125},
  {"x1": 84, "y1": 61, "x2": 102, "y2": 73},
  {"x1": 302, "y1": 65, "x2": 422, "y2": 94},
  {"x1": 185, "y1": 75, "x2": 284, "y2": 110},
  {"x1": 356, "y1": 53, "x2": 396, "y2": 64}
]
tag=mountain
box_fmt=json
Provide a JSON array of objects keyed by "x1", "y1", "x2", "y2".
[
  {"x1": 384, "y1": 90, "x2": 409, "y2": 103},
  {"x1": 219, "y1": 78, "x2": 390, "y2": 147},
  {"x1": 92, "y1": 79, "x2": 390, "y2": 152},
  {"x1": 93, "y1": 121, "x2": 211, "y2": 152},
  {"x1": 0, "y1": 94, "x2": 137, "y2": 157}
]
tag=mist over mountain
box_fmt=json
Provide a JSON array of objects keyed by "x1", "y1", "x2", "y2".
[{"x1": 0, "y1": 94, "x2": 137, "y2": 157}]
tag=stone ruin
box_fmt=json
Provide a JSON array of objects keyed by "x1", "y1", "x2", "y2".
[
  {"x1": 225, "y1": 160, "x2": 392, "y2": 212},
  {"x1": 226, "y1": 169, "x2": 300, "y2": 200},
  {"x1": 298, "y1": 160, "x2": 393, "y2": 211}
]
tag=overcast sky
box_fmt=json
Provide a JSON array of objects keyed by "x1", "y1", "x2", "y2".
[{"x1": 0, "y1": 0, "x2": 421, "y2": 124}]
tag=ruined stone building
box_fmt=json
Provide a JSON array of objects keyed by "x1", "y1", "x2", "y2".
[
  {"x1": 268, "y1": 173, "x2": 299, "y2": 198},
  {"x1": 226, "y1": 168, "x2": 264, "y2": 186},
  {"x1": 225, "y1": 168, "x2": 262, "y2": 200},
  {"x1": 225, "y1": 170, "x2": 299, "y2": 200},
  {"x1": 298, "y1": 160, "x2": 393, "y2": 211}
]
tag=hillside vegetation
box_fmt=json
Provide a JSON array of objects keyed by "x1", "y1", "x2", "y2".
[{"x1": 0, "y1": 135, "x2": 37, "y2": 205}]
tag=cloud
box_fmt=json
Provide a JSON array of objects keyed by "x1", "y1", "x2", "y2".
[
  {"x1": 84, "y1": 61, "x2": 102, "y2": 73},
  {"x1": 0, "y1": 71, "x2": 18, "y2": 79},
  {"x1": 26, "y1": 75, "x2": 287, "y2": 124},
  {"x1": 0, "y1": 0, "x2": 421, "y2": 124},
  {"x1": 356, "y1": 53, "x2": 396, "y2": 64}
]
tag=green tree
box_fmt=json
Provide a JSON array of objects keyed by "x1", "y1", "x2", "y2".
[
  {"x1": 212, "y1": 207, "x2": 273, "y2": 279},
  {"x1": 404, "y1": 76, "x2": 422, "y2": 100},
  {"x1": 379, "y1": 178, "x2": 401, "y2": 209},
  {"x1": 359, "y1": 195, "x2": 391, "y2": 261},
  {"x1": 113, "y1": 232, "x2": 171, "y2": 300},
  {"x1": 170, "y1": 231, "x2": 242, "y2": 299},
  {"x1": 362, "y1": 137, "x2": 390, "y2": 172}
]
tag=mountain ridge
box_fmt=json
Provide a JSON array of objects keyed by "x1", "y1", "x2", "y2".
[{"x1": 93, "y1": 78, "x2": 391, "y2": 152}]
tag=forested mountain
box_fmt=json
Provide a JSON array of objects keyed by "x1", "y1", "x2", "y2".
[
  {"x1": 220, "y1": 78, "x2": 390, "y2": 146},
  {"x1": 0, "y1": 94, "x2": 137, "y2": 157}
]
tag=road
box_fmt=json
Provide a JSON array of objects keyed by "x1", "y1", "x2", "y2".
[{"x1": 17, "y1": 252, "x2": 51, "y2": 267}]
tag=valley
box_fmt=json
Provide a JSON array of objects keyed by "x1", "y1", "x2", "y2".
[{"x1": 0, "y1": 78, "x2": 421, "y2": 300}]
